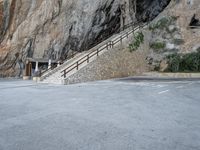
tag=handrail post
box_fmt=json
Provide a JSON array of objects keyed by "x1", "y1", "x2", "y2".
[
  {"x1": 132, "y1": 22, "x2": 135, "y2": 31},
  {"x1": 87, "y1": 54, "x2": 89, "y2": 63},
  {"x1": 106, "y1": 43, "x2": 109, "y2": 50},
  {"x1": 139, "y1": 23, "x2": 141, "y2": 30},
  {"x1": 108, "y1": 42, "x2": 110, "y2": 49},
  {"x1": 120, "y1": 36, "x2": 122, "y2": 44},
  {"x1": 97, "y1": 49, "x2": 99, "y2": 56},
  {"x1": 64, "y1": 70, "x2": 66, "y2": 78},
  {"x1": 76, "y1": 61, "x2": 79, "y2": 70}
]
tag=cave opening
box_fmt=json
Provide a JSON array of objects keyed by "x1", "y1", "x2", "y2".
[
  {"x1": 135, "y1": 0, "x2": 171, "y2": 22},
  {"x1": 189, "y1": 14, "x2": 200, "y2": 28},
  {"x1": 24, "y1": 58, "x2": 58, "y2": 77}
]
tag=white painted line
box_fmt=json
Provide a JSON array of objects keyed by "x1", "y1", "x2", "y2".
[
  {"x1": 158, "y1": 90, "x2": 169, "y2": 94},
  {"x1": 176, "y1": 86, "x2": 184, "y2": 89},
  {"x1": 188, "y1": 82, "x2": 194, "y2": 85},
  {"x1": 157, "y1": 85, "x2": 168, "y2": 88},
  {"x1": 150, "y1": 84, "x2": 168, "y2": 88}
]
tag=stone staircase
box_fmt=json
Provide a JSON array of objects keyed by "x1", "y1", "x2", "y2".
[
  {"x1": 39, "y1": 22, "x2": 147, "y2": 84},
  {"x1": 39, "y1": 51, "x2": 91, "y2": 84}
]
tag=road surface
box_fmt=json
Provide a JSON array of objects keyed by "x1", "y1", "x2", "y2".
[{"x1": 0, "y1": 79, "x2": 200, "y2": 150}]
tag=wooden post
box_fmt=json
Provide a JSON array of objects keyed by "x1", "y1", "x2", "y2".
[
  {"x1": 111, "y1": 41, "x2": 113, "y2": 48},
  {"x1": 76, "y1": 61, "x2": 79, "y2": 70},
  {"x1": 64, "y1": 70, "x2": 66, "y2": 78},
  {"x1": 109, "y1": 41, "x2": 112, "y2": 48},
  {"x1": 28, "y1": 62, "x2": 32, "y2": 76},
  {"x1": 97, "y1": 49, "x2": 99, "y2": 56},
  {"x1": 87, "y1": 55, "x2": 89, "y2": 63}
]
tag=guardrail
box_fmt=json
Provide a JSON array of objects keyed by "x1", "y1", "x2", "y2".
[
  {"x1": 40, "y1": 20, "x2": 144, "y2": 77},
  {"x1": 85, "y1": 21, "x2": 138, "y2": 51},
  {"x1": 188, "y1": 26, "x2": 200, "y2": 29},
  {"x1": 61, "y1": 21, "x2": 148, "y2": 78},
  {"x1": 40, "y1": 50, "x2": 78, "y2": 76}
]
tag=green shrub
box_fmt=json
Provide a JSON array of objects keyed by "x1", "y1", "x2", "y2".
[
  {"x1": 171, "y1": 16, "x2": 178, "y2": 21},
  {"x1": 150, "y1": 41, "x2": 166, "y2": 51},
  {"x1": 157, "y1": 17, "x2": 170, "y2": 28},
  {"x1": 173, "y1": 39, "x2": 185, "y2": 45},
  {"x1": 129, "y1": 32, "x2": 144, "y2": 52},
  {"x1": 165, "y1": 51, "x2": 200, "y2": 72},
  {"x1": 196, "y1": 47, "x2": 200, "y2": 52},
  {"x1": 166, "y1": 53, "x2": 182, "y2": 72},
  {"x1": 149, "y1": 17, "x2": 170, "y2": 31},
  {"x1": 181, "y1": 53, "x2": 200, "y2": 71},
  {"x1": 149, "y1": 16, "x2": 177, "y2": 31},
  {"x1": 166, "y1": 26, "x2": 177, "y2": 33}
]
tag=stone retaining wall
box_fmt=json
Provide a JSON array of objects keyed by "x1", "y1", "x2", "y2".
[{"x1": 64, "y1": 30, "x2": 150, "y2": 84}]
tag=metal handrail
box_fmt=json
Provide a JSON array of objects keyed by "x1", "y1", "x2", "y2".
[
  {"x1": 40, "y1": 50, "x2": 78, "y2": 77},
  {"x1": 41, "y1": 20, "x2": 143, "y2": 77},
  {"x1": 84, "y1": 22, "x2": 137, "y2": 51},
  {"x1": 61, "y1": 21, "x2": 147, "y2": 78},
  {"x1": 40, "y1": 66, "x2": 55, "y2": 75},
  {"x1": 188, "y1": 26, "x2": 200, "y2": 29}
]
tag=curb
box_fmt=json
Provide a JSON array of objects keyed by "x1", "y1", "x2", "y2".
[{"x1": 142, "y1": 72, "x2": 200, "y2": 78}]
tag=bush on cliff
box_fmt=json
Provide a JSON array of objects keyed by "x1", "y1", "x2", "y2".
[
  {"x1": 166, "y1": 50, "x2": 200, "y2": 72},
  {"x1": 129, "y1": 32, "x2": 144, "y2": 52}
]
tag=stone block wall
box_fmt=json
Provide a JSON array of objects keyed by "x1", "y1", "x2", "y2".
[{"x1": 64, "y1": 30, "x2": 150, "y2": 84}]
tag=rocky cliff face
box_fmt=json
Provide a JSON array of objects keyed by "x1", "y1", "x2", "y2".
[
  {"x1": 144, "y1": 0, "x2": 200, "y2": 71},
  {"x1": 0, "y1": 0, "x2": 170, "y2": 77}
]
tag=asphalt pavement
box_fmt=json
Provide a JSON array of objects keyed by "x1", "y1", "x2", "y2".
[{"x1": 0, "y1": 79, "x2": 200, "y2": 150}]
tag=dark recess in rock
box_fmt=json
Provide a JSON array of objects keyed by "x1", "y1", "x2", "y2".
[
  {"x1": 136, "y1": 0, "x2": 171, "y2": 22},
  {"x1": 83, "y1": 1, "x2": 121, "y2": 51},
  {"x1": 189, "y1": 14, "x2": 200, "y2": 26}
]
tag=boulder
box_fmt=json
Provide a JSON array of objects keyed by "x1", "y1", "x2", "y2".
[
  {"x1": 166, "y1": 43, "x2": 175, "y2": 49},
  {"x1": 168, "y1": 25, "x2": 176, "y2": 33},
  {"x1": 192, "y1": 44, "x2": 200, "y2": 52}
]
